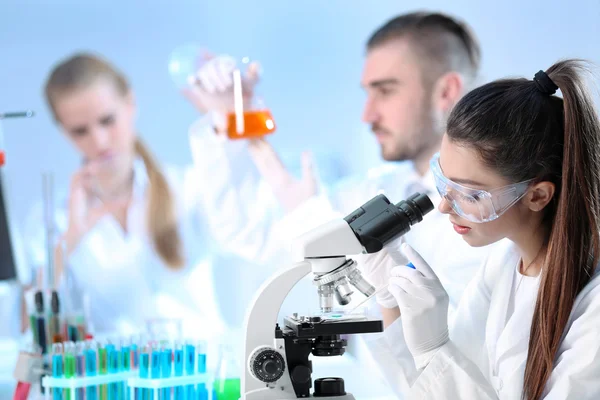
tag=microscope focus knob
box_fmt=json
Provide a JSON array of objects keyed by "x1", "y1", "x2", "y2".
[{"x1": 249, "y1": 347, "x2": 286, "y2": 383}]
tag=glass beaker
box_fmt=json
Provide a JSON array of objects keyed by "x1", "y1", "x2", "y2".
[
  {"x1": 168, "y1": 43, "x2": 208, "y2": 89},
  {"x1": 212, "y1": 344, "x2": 241, "y2": 400},
  {"x1": 225, "y1": 57, "x2": 276, "y2": 140}
]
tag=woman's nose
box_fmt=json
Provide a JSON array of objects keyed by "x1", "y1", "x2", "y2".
[{"x1": 438, "y1": 196, "x2": 454, "y2": 215}]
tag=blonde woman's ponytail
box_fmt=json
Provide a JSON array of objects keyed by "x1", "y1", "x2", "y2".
[{"x1": 135, "y1": 138, "x2": 185, "y2": 269}]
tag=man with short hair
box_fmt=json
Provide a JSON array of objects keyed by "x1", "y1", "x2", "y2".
[{"x1": 362, "y1": 12, "x2": 480, "y2": 169}]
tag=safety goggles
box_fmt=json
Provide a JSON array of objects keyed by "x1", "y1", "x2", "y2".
[{"x1": 430, "y1": 153, "x2": 534, "y2": 223}]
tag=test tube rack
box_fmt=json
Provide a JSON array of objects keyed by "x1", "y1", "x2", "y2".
[
  {"x1": 42, "y1": 370, "x2": 136, "y2": 400},
  {"x1": 42, "y1": 372, "x2": 213, "y2": 400},
  {"x1": 128, "y1": 373, "x2": 214, "y2": 400}
]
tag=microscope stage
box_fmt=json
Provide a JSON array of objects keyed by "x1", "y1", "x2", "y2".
[{"x1": 281, "y1": 315, "x2": 384, "y2": 338}]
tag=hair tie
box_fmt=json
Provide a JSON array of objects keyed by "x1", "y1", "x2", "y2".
[{"x1": 533, "y1": 70, "x2": 558, "y2": 96}]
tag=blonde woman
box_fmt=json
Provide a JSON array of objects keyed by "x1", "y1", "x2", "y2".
[{"x1": 24, "y1": 52, "x2": 279, "y2": 337}]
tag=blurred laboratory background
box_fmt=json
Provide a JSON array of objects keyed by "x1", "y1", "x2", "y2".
[{"x1": 2, "y1": 0, "x2": 598, "y2": 222}]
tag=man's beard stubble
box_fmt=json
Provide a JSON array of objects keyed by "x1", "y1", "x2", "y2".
[{"x1": 372, "y1": 98, "x2": 443, "y2": 163}]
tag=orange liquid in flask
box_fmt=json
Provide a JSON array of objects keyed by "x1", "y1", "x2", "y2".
[{"x1": 226, "y1": 110, "x2": 276, "y2": 140}]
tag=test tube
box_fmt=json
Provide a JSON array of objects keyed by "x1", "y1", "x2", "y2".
[
  {"x1": 196, "y1": 341, "x2": 208, "y2": 400},
  {"x1": 107, "y1": 345, "x2": 120, "y2": 400},
  {"x1": 121, "y1": 339, "x2": 131, "y2": 370},
  {"x1": 151, "y1": 344, "x2": 161, "y2": 400},
  {"x1": 139, "y1": 346, "x2": 150, "y2": 400},
  {"x1": 34, "y1": 291, "x2": 48, "y2": 355},
  {"x1": 121, "y1": 339, "x2": 132, "y2": 400},
  {"x1": 161, "y1": 345, "x2": 173, "y2": 400},
  {"x1": 75, "y1": 342, "x2": 86, "y2": 400},
  {"x1": 64, "y1": 342, "x2": 76, "y2": 400},
  {"x1": 68, "y1": 325, "x2": 79, "y2": 342},
  {"x1": 174, "y1": 342, "x2": 184, "y2": 400},
  {"x1": 49, "y1": 291, "x2": 62, "y2": 344},
  {"x1": 29, "y1": 313, "x2": 38, "y2": 345},
  {"x1": 105, "y1": 340, "x2": 116, "y2": 353},
  {"x1": 42, "y1": 172, "x2": 56, "y2": 290},
  {"x1": 51, "y1": 343, "x2": 63, "y2": 400},
  {"x1": 185, "y1": 341, "x2": 196, "y2": 399},
  {"x1": 99, "y1": 343, "x2": 108, "y2": 400},
  {"x1": 233, "y1": 67, "x2": 245, "y2": 134},
  {"x1": 85, "y1": 341, "x2": 98, "y2": 400},
  {"x1": 130, "y1": 335, "x2": 140, "y2": 369}
]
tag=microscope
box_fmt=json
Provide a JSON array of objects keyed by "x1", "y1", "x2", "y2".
[{"x1": 241, "y1": 192, "x2": 434, "y2": 399}]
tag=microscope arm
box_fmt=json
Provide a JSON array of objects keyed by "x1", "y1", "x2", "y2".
[{"x1": 242, "y1": 260, "x2": 312, "y2": 398}]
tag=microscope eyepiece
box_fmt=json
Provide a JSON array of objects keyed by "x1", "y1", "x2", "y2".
[
  {"x1": 397, "y1": 193, "x2": 435, "y2": 225},
  {"x1": 311, "y1": 192, "x2": 434, "y2": 314},
  {"x1": 344, "y1": 192, "x2": 434, "y2": 254}
]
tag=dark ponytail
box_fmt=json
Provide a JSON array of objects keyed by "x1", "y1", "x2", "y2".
[
  {"x1": 524, "y1": 61, "x2": 600, "y2": 400},
  {"x1": 445, "y1": 59, "x2": 600, "y2": 400}
]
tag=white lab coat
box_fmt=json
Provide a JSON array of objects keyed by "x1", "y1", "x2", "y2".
[
  {"x1": 380, "y1": 240, "x2": 600, "y2": 399},
  {"x1": 24, "y1": 116, "x2": 282, "y2": 341}
]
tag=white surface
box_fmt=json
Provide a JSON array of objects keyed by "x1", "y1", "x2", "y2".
[
  {"x1": 42, "y1": 371, "x2": 136, "y2": 389},
  {"x1": 128, "y1": 373, "x2": 212, "y2": 389}
]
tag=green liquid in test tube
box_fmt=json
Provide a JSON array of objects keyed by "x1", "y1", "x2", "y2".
[
  {"x1": 212, "y1": 345, "x2": 241, "y2": 400},
  {"x1": 99, "y1": 347, "x2": 108, "y2": 400},
  {"x1": 64, "y1": 351, "x2": 76, "y2": 400}
]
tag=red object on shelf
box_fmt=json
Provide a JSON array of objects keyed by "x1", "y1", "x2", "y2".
[{"x1": 13, "y1": 382, "x2": 31, "y2": 400}]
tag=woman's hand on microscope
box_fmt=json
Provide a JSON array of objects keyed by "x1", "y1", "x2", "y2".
[
  {"x1": 388, "y1": 243, "x2": 449, "y2": 365},
  {"x1": 356, "y1": 236, "x2": 408, "y2": 309}
]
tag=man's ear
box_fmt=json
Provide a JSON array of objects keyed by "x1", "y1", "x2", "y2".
[{"x1": 432, "y1": 72, "x2": 464, "y2": 113}]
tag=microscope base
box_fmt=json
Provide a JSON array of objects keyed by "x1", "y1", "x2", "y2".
[{"x1": 242, "y1": 388, "x2": 356, "y2": 400}]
